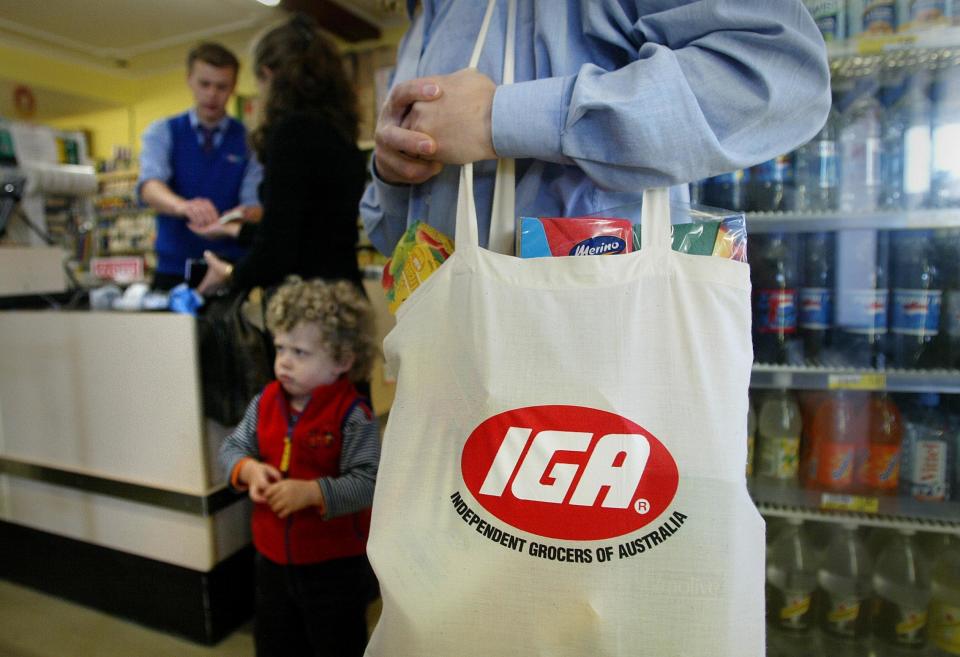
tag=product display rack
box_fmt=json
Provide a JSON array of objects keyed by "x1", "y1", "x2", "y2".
[
  {"x1": 751, "y1": 364, "x2": 960, "y2": 394},
  {"x1": 746, "y1": 207, "x2": 960, "y2": 233},
  {"x1": 740, "y1": 33, "x2": 960, "y2": 616}
]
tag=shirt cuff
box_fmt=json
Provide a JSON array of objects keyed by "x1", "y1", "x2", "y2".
[
  {"x1": 230, "y1": 457, "x2": 254, "y2": 491},
  {"x1": 370, "y1": 157, "x2": 414, "y2": 219},
  {"x1": 492, "y1": 76, "x2": 572, "y2": 163}
]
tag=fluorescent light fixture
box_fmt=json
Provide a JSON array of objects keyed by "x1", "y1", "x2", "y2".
[{"x1": 256, "y1": 0, "x2": 281, "y2": 6}]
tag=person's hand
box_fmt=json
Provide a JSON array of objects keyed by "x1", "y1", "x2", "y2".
[
  {"x1": 401, "y1": 68, "x2": 497, "y2": 165},
  {"x1": 264, "y1": 479, "x2": 324, "y2": 518},
  {"x1": 240, "y1": 460, "x2": 282, "y2": 504},
  {"x1": 374, "y1": 78, "x2": 444, "y2": 185},
  {"x1": 188, "y1": 220, "x2": 241, "y2": 240},
  {"x1": 178, "y1": 197, "x2": 219, "y2": 228},
  {"x1": 197, "y1": 250, "x2": 233, "y2": 296}
]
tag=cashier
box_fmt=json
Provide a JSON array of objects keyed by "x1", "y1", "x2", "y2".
[{"x1": 138, "y1": 42, "x2": 262, "y2": 290}]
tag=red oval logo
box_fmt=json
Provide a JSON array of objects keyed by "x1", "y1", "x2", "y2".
[{"x1": 460, "y1": 405, "x2": 679, "y2": 541}]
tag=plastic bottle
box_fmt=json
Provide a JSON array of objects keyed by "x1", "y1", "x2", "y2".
[
  {"x1": 932, "y1": 54, "x2": 960, "y2": 208},
  {"x1": 837, "y1": 64, "x2": 884, "y2": 213},
  {"x1": 805, "y1": 0, "x2": 848, "y2": 41},
  {"x1": 880, "y1": 54, "x2": 934, "y2": 211},
  {"x1": 849, "y1": 0, "x2": 899, "y2": 36},
  {"x1": 812, "y1": 391, "x2": 869, "y2": 492},
  {"x1": 860, "y1": 393, "x2": 905, "y2": 495},
  {"x1": 700, "y1": 169, "x2": 749, "y2": 212},
  {"x1": 835, "y1": 230, "x2": 890, "y2": 368},
  {"x1": 800, "y1": 232, "x2": 836, "y2": 364},
  {"x1": 749, "y1": 154, "x2": 795, "y2": 213},
  {"x1": 901, "y1": 393, "x2": 952, "y2": 502},
  {"x1": 896, "y1": 0, "x2": 951, "y2": 31},
  {"x1": 872, "y1": 529, "x2": 932, "y2": 656},
  {"x1": 795, "y1": 107, "x2": 841, "y2": 212},
  {"x1": 890, "y1": 230, "x2": 942, "y2": 369},
  {"x1": 757, "y1": 389, "x2": 804, "y2": 485},
  {"x1": 800, "y1": 390, "x2": 829, "y2": 487},
  {"x1": 767, "y1": 518, "x2": 819, "y2": 633},
  {"x1": 747, "y1": 399, "x2": 757, "y2": 478},
  {"x1": 928, "y1": 539, "x2": 960, "y2": 656},
  {"x1": 750, "y1": 232, "x2": 801, "y2": 365},
  {"x1": 937, "y1": 229, "x2": 960, "y2": 370},
  {"x1": 817, "y1": 523, "x2": 873, "y2": 656}
]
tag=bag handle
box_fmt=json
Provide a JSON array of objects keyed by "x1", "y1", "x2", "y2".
[
  {"x1": 454, "y1": 0, "x2": 672, "y2": 254},
  {"x1": 455, "y1": 0, "x2": 516, "y2": 253}
]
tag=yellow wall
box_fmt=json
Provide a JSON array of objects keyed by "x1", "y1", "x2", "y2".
[{"x1": 23, "y1": 23, "x2": 408, "y2": 163}]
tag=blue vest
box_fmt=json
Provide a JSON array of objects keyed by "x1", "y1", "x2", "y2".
[{"x1": 154, "y1": 113, "x2": 250, "y2": 275}]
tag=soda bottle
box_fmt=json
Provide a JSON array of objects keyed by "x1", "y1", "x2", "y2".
[
  {"x1": 890, "y1": 230, "x2": 942, "y2": 369},
  {"x1": 872, "y1": 529, "x2": 932, "y2": 656},
  {"x1": 812, "y1": 391, "x2": 868, "y2": 493},
  {"x1": 747, "y1": 398, "x2": 757, "y2": 478},
  {"x1": 835, "y1": 230, "x2": 890, "y2": 368},
  {"x1": 929, "y1": 538, "x2": 960, "y2": 656},
  {"x1": 750, "y1": 232, "x2": 801, "y2": 364},
  {"x1": 767, "y1": 518, "x2": 819, "y2": 634},
  {"x1": 932, "y1": 54, "x2": 960, "y2": 208},
  {"x1": 859, "y1": 393, "x2": 904, "y2": 495},
  {"x1": 880, "y1": 54, "x2": 933, "y2": 211},
  {"x1": 749, "y1": 154, "x2": 795, "y2": 212},
  {"x1": 901, "y1": 393, "x2": 952, "y2": 502},
  {"x1": 795, "y1": 106, "x2": 840, "y2": 212},
  {"x1": 700, "y1": 169, "x2": 749, "y2": 212},
  {"x1": 837, "y1": 63, "x2": 884, "y2": 213},
  {"x1": 817, "y1": 523, "x2": 873, "y2": 657},
  {"x1": 937, "y1": 228, "x2": 960, "y2": 369},
  {"x1": 799, "y1": 390, "x2": 829, "y2": 487},
  {"x1": 757, "y1": 389, "x2": 804, "y2": 485},
  {"x1": 800, "y1": 232, "x2": 836, "y2": 364}
]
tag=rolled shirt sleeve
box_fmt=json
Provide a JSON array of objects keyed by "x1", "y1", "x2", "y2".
[{"x1": 492, "y1": 0, "x2": 831, "y2": 190}]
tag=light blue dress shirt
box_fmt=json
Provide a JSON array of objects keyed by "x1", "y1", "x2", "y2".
[
  {"x1": 360, "y1": 0, "x2": 831, "y2": 255},
  {"x1": 137, "y1": 108, "x2": 263, "y2": 207}
]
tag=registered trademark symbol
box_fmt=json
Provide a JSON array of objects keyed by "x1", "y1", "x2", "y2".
[{"x1": 634, "y1": 498, "x2": 650, "y2": 514}]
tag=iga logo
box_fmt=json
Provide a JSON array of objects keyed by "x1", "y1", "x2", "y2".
[{"x1": 461, "y1": 405, "x2": 679, "y2": 541}]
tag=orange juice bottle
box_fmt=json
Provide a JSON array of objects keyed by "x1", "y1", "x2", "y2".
[
  {"x1": 813, "y1": 391, "x2": 868, "y2": 492},
  {"x1": 859, "y1": 393, "x2": 903, "y2": 495}
]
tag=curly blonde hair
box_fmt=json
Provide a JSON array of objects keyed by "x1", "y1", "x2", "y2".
[{"x1": 266, "y1": 277, "x2": 376, "y2": 382}]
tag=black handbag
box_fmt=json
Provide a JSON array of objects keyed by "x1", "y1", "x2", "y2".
[{"x1": 196, "y1": 289, "x2": 273, "y2": 425}]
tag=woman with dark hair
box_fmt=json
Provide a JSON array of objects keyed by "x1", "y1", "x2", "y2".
[{"x1": 194, "y1": 14, "x2": 365, "y2": 295}]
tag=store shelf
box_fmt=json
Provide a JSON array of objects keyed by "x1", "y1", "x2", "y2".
[
  {"x1": 827, "y1": 27, "x2": 960, "y2": 60},
  {"x1": 746, "y1": 208, "x2": 960, "y2": 233},
  {"x1": 751, "y1": 364, "x2": 960, "y2": 393},
  {"x1": 750, "y1": 480, "x2": 960, "y2": 535}
]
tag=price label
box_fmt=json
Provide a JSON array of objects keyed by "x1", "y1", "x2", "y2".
[
  {"x1": 820, "y1": 493, "x2": 880, "y2": 514},
  {"x1": 828, "y1": 373, "x2": 887, "y2": 390},
  {"x1": 855, "y1": 34, "x2": 916, "y2": 55}
]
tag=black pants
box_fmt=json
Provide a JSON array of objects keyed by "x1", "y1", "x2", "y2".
[{"x1": 254, "y1": 553, "x2": 375, "y2": 657}]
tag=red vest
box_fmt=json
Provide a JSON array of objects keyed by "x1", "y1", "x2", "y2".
[{"x1": 252, "y1": 377, "x2": 371, "y2": 565}]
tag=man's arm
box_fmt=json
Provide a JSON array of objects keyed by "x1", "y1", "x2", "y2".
[
  {"x1": 137, "y1": 118, "x2": 219, "y2": 226},
  {"x1": 406, "y1": 0, "x2": 831, "y2": 191}
]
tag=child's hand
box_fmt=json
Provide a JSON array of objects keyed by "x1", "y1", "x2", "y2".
[
  {"x1": 264, "y1": 479, "x2": 324, "y2": 518},
  {"x1": 240, "y1": 460, "x2": 281, "y2": 503}
]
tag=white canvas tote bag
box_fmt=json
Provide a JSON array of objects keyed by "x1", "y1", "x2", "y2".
[{"x1": 365, "y1": 2, "x2": 765, "y2": 655}]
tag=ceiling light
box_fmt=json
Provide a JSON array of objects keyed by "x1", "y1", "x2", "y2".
[{"x1": 255, "y1": 0, "x2": 281, "y2": 6}]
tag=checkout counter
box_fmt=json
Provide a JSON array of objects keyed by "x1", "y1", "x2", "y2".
[
  {"x1": 0, "y1": 310, "x2": 254, "y2": 643},
  {"x1": 0, "y1": 126, "x2": 254, "y2": 643}
]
